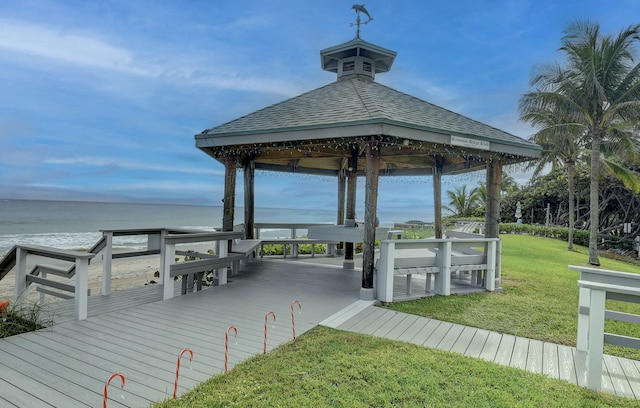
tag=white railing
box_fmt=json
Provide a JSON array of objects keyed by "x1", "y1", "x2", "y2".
[
  {"x1": 571, "y1": 265, "x2": 640, "y2": 391},
  {"x1": 161, "y1": 231, "x2": 244, "y2": 300},
  {"x1": 376, "y1": 237, "x2": 499, "y2": 302},
  {"x1": 10, "y1": 245, "x2": 95, "y2": 320}
]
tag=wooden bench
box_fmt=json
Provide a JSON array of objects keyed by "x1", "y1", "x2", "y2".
[
  {"x1": 170, "y1": 254, "x2": 245, "y2": 294},
  {"x1": 259, "y1": 239, "x2": 337, "y2": 258}
]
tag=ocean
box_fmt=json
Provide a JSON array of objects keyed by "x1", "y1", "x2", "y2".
[{"x1": 0, "y1": 199, "x2": 424, "y2": 253}]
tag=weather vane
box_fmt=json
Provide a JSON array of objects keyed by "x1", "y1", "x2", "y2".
[{"x1": 350, "y1": 4, "x2": 373, "y2": 38}]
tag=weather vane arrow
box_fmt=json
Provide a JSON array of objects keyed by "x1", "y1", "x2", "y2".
[{"x1": 350, "y1": 4, "x2": 373, "y2": 38}]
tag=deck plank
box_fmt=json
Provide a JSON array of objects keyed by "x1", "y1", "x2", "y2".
[
  {"x1": 449, "y1": 326, "x2": 477, "y2": 355},
  {"x1": 604, "y1": 354, "x2": 634, "y2": 399},
  {"x1": 557, "y1": 345, "x2": 578, "y2": 385},
  {"x1": 510, "y1": 337, "x2": 529, "y2": 370},
  {"x1": 478, "y1": 331, "x2": 502, "y2": 362},
  {"x1": 381, "y1": 314, "x2": 424, "y2": 341},
  {"x1": 493, "y1": 334, "x2": 516, "y2": 366},
  {"x1": 463, "y1": 328, "x2": 490, "y2": 359},
  {"x1": 409, "y1": 319, "x2": 442, "y2": 346},
  {"x1": 422, "y1": 321, "x2": 454, "y2": 349},
  {"x1": 525, "y1": 339, "x2": 543, "y2": 374},
  {"x1": 542, "y1": 342, "x2": 559, "y2": 379},
  {"x1": 436, "y1": 323, "x2": 465, "y2": 352},
  {"x1": 618, "y1": 356, "x2": 640, "y2": 399}
]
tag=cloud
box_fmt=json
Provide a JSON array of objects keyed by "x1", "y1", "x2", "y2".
[
  {"x1": 45, "y1": 157, "x2": 224, "y2": 176},
  {"x1": 0, "y1": 18, "x2": 156, "y2": 76}
]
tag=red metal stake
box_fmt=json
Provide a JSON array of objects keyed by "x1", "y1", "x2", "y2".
[
  {"x1": 263, "y1": 311, "x2": 276, "y2": 353},
  {"x1": 0, "y1": 300, "x2": 8, "y2": 322},
  {"x1": 103, "y1": 372, "x2": 125, "y2": 408},
  {"x1": 224, "y1": 325, "x2": 238, "y2": 373},
  {"x1": 290, "y1": 300, "x2": 302, "y2": 339},
  {"x1": 173, "y1": 348, "x2": 193, "y2": 399}
]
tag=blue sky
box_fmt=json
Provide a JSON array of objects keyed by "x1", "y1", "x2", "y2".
[{"x1": 1, "y1": 1, "x2": 639, "y2": 220}]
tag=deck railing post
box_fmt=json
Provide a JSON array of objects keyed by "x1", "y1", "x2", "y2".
[
  {"x1": 218, "y1": 240, "x2": 228, "y2": 285},
  {"x1": 486, "y1": 240, "x2": 496, "y2": 291},
  {"x1": 576, "y1": 286, "x2": 590, "y2": 352},
  {"x1": 162, "y1": 241, "x2": 176, "y2": 300},
  {"x1": 585, "y1": 286, "x2": 606, "y2": 391},
  {"x1": 376, "y1": 241, "x2": 395, "y2": 302},
  {"x1": 14, "y1": 246, "x2": 28, "y2": 306},
  {"x1": 75, "y1": 257, "x2": 90, "y2": 320},
  {"x1": 102, "y1": 231, "x2": 114, "y2": 296}
]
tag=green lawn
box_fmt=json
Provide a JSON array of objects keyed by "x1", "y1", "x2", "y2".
[{"x1": 151, "y1": 234, "x2": 640, "y2": 407}]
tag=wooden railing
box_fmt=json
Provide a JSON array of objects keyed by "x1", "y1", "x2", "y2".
[
  {"x1": 571, "y1": 265, "x2": 640, "y2": 391},
  {"x1": 161, "y1": 231, "x2": 244, "y2": 300},
  {"x1": 376, "y1": 236, "x2": 499, "y2": 302},
  {"x1": 6, "y1": 245, "x2": 95, "y2": 320}
]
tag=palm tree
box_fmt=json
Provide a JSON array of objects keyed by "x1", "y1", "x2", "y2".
[
  {"x1": 519, "y1": 107, "x2": 583, "y2": 250},
  {"x1": 444, "y1": 185, "x2": 479, "y2": 217},
  {"x1": 520, "y1": 21, "x2": 640, "y2": 265}
]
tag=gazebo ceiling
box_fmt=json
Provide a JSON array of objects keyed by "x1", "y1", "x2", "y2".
[{"x1": 195, "y1": 37, "x2": 541, "y2": 177}]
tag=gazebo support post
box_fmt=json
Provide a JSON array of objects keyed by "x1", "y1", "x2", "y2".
[
  {"x1": 243, "y1": 156, "x2": 255, "y2": 239},
  {"x1": 344, "y1": 146, "x2": 358, "y2": 269},
  {"x1": 433, "y1": 156, "x2": 444, "y2": 239},
  {"x1": 361, "y1": 140, "x2": 379, "y2": 300},
  {"x1": 223, "y1": 155, "x2": 237, "y2": 251},
  {"x1": 485, "y1": 158, "x2": 502, "y2": 238},
  {"x1": 336, "y1": 169, "x2": 346, "y2": 255}
]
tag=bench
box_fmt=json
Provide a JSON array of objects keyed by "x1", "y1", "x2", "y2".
[
  {"x1": 170, "y1": 254, "x2": 245, "y2": 294},
  {"x1": 259, "y1": 238, "x2": 337, "y2": 258},
  {"x1": 227, "y1": 224, "x2": 262, "y2": 271},
  {"x1": 376, "y1": 237, "x2": 498, "y2": 302}
]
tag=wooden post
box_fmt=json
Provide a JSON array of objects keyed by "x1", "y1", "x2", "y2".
[
  {"x1": 101, "y1": 231, "x2": 113, "y2": 296},
  {"x1": 243, "y1": 156, "x2": 255, "y2": 239},
  {"x1": 362, "y1": 140, "x2": 379, "y2": 297},
  {"x1": 485, "y1": 159, "x2": 502, "y2": 238},
  {"x1": 345, "y1": 146, "x2": 358, "y2": 269},
  {"x1": 433, "y1": 156, "x2": 444, "y2": 239},
  {"x1": 223, "y1": 155, "x2": 237, "y2": 253}
]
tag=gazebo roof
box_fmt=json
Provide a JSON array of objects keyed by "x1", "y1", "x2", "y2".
[{"x1": 196, "y1": 37, "x2": 540, "y2": 177}]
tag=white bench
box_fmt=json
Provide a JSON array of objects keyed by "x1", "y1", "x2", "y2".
[
  {"x1": 376, "y1": 237, "x2": 497, "y2": 302},
  {"x1": 170, "y1": 254, "x2": 245, "y2": 294}
]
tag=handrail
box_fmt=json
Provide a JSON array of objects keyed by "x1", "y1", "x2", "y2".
[
  {"x1": 11, "y1": 245, "x2": 95, "y2": 320},
  {"x1": 571, "y1": 265, "x2": 640, "y2": 392},
  {"x1": 0, "y1": 246, "x2": 18, "y2": 281}
]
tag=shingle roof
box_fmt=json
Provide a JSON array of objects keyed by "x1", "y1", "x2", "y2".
[{"x1": 198, "y1": 76, "x2": 538, "y2": 152}]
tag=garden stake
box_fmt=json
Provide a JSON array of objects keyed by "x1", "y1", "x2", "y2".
[
  {"x1": 224, "y1": 325, "x2": 238, "y2": 373},
  {"x1": 0, "y1": 300, "x2": 8, "y2": 322},
  {"x1": 263, "y1": 311, "x2": 276, "y2": 353},
  {"x1": 173, "y1": 348, "x2": 193, "y2": 399},
  {"x1": 103, "y1": 372, "x2": 125, "y2": 408},
  {"x1": 290, "y1": 300, "x2": 302, "y2": 339}
]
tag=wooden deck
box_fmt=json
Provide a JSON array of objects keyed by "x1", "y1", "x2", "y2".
[
  {"x1": 1, "y1": 255, "x2": 639, "y2": 406},
  {"x1": 0, "y1": 259, "x2": 362, "y2": 407},
  {"x1": 321, "y1": 305, "x2": 640, "y2": 400}
]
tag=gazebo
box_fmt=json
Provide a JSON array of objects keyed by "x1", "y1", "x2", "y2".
[{"x1": 195, "y1": 26, "x2": 540, "y2": 299}]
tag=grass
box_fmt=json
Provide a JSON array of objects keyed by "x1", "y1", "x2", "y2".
[
  {"x1": 385, "y1": 234, "x2": 640, "y2": 359},
  {"x1": 153, "y1": 327, "x2": 637, "y2": 408},
  {"x1": 151, "y1": 234, "x2": 640, "y2": 406},
  {"x1": 0, "y1": 300, "x2": 52, "y2": 338}
]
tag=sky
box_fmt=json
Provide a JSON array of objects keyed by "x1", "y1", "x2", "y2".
[{"x1": 1, "y1": 0, "x2": 639, "y2": 221}]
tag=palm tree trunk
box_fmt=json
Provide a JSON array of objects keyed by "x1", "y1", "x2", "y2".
[
  {"x1": 588, "y1": 130, "x2": 602, "y2": 265},
  {"x1": 567, "y1": 162, "x2": 575, "y2": 251}
]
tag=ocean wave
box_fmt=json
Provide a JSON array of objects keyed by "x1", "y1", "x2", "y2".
[{"x1": 0, "y1": 232, "x2": 147, "y2": 253}]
